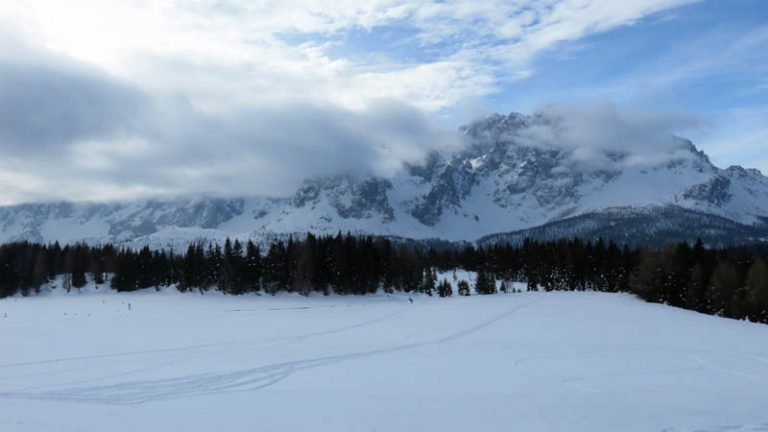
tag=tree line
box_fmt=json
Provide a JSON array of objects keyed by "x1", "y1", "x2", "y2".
[{"x1": 1, "y1": 234, "x2": 767, "y2": 323}]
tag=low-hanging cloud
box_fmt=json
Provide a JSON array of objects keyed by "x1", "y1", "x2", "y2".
[
  {"x1": 0, "y1": 53, "x2": 464, "y2": 204},
  {"x1": 0, "y1": 1, "x2": 718, "y2": 204},
  {"x1": 0, "y1": 60, "x2": 147, "y2": 153},
  {"x1": 0, "y1": 54, "x2": 707, "y2": 205},
  {"x1": 121, "y1": 98, "x2": 464, "y2": 197},
  {"x1": 511, "y1": 101, "x2": 704, "y2": 171},
  {"x1": 0, "y1": 39, "x2": 709, "y2": 205}
]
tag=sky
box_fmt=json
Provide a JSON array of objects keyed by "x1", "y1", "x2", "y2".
[{"x1": 0, "y1": 0, "x2": 766, "y2": 204}]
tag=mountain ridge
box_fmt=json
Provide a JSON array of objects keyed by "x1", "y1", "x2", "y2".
[{"x1": 2, "y1": 111, "x2": 767, "y2": 248}]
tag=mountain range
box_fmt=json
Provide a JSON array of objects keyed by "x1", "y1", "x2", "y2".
[{"x1": 2, "y1": 112, "x2": 767, "y2": 249}]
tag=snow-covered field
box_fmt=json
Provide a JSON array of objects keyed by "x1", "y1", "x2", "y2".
[{"x1": 1, "y1": 287, "x2": 767, "y2": 432}]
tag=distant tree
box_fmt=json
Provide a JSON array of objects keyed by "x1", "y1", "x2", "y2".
[
  {"x1": 244, "y1": 240, "x2": 261, "y2": 292},
  {"x1": 31, "y1": 250, "x2": 49, "y2": 292},
  {"x1": 398, "y1": 245, "x2": 421, "y2": 293},
  {"x1": 263, "y1": 241, "x2": 287, "y2": 295},
  {"x1": 293, "y1": 238, "x2": 317, "y2": 296},
  {"x1": 421, "y1": 268, "x2": 436, "y2": 296},
  {"x1": 230, "y1": 239, "x2": 245, "y2": 294},
  {"x1": 475, "y1": 269, "x2": 496, "y2": 295},
  {"x1": 437, "y1": 279, "x2": 453, "y2": 297},
  {"x1": 92, "y1": 255, "x2": 106, "y2": 286},
  {"x1": 729, "y1": 283, "x2": 750, "y2": 320},
  {"x1": 746, "y1": 259, "x2": 768, "y2": 322},
  {"x1": 685, "y1": 262, "x2": 707, "y2": 312},
  {"x1": 111, "y1": 249, "x2": 139, "y2": 292},
  {"x1": 136, "y1": 246, "x2": 155, "y2": 289},
  {"x1": 457, "y1": 279, "x2": 470, "y2": 296},
  {"x1": 7, "y1": 232, "x2": 768, "y2": 326},
  {"x1": 707, "y1": 260, "x2": 739, "y2": 316},
  {"x1": 629, "y1": 248, "x2": 667, "y2": 303},
  {"x1": 526, "y1": 275, "x2": 538, "y2": 292},
  {"x1": 62, "y1": 248, "x2": 74, "y2": 293},
  {"x1": 181, "y1": 243, "x2": 205, "y2": 291},
  {"x1": 499, "y1": 280, "x2": 509, "y2": 294},
  {"x1": 220, "y1": 238, "x2": 234, "y2": 294},
  {"x1": 203, "y1": 244, "x2": 223, "y2": 291}
]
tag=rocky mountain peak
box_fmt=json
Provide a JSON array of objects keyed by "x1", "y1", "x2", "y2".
[{"x1": 0, "y1": 112, "x2": 766, "y2": 248}]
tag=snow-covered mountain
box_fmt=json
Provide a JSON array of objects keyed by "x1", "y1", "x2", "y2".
[{"x1": 2, "y1": 112, "x2": 768, "y2": 248}]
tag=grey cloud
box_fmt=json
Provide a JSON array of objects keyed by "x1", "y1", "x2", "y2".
[
  {"x1": 0, "y1": 60, "x2": 147, "y2": 153},
  {"x1": 0, "y1": 52, "x2": 462, "y2": 202},
  {"x1": 512, "y1": 101, "x2": 703, "y2": 170},
  {"x1": 1, "y1": 46, "x2": 706, "y2": 205},
  {"x1": 112, "y1": 99, "x2": 462, "y2": 197}
]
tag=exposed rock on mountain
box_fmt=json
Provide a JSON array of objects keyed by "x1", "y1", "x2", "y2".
[{"x1": 1, "y1": 111, "x2": 767, "y2": 248}]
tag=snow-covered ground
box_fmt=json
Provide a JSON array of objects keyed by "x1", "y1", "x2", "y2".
[{"x1": 1, "y1": 287, "x2": 767, "y2": 432}]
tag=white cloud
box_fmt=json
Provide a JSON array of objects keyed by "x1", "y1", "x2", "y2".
[
  {"x1": 512, "y1": 101, "x2": 703, "y2": 170},
  {"x1": 0, "y1": 0, "x2": 699, "y2": 113},
  {"x1": 0, "y1": 51, "x2": 464, "y2": 202},
  {"x1": 0, "y1": 0, "x2": 702, "y2": 203}
]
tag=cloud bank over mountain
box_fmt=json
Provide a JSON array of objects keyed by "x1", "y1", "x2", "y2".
[
  {"x1": 0, "y1": 49, "x2": 463, "y2": 203},
  {"x1": 4, "y1": 0, "x2": 762, "y2": 205},
  {"x1": 0, "y1": 50, "x2": 708, "y2": 205},
  {"x1": 510, "y1": 102, "x2": 703, "y2": 171}
]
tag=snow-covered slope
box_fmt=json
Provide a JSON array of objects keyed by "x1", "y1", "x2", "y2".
[
  {"x1": 1, "y1": 112, "x2": 768, "y2": 247},
  {"x1": 1, "y1": 288, "x2": 768, "y2": 431}
]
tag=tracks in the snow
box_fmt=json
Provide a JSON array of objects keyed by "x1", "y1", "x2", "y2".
[
  {"x1": 0, "y1": 302, "x2": 414, "y2": 371},
  {"x1": 0, "y1": 300, "x2": 537, "y2": 405}
]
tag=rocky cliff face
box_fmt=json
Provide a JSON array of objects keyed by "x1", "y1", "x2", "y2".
[{"x1": 1, "y1": 112, "x2": 767, "y2": 248}]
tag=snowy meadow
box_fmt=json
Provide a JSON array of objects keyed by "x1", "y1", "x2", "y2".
[{"x1": 1, "y1": 286, "x2": 767, "y2": 432}]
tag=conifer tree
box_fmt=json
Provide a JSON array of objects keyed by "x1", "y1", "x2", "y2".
[
  {"x1": 685, "y1": 262, "x2": 707, "y2": 312},
  {"x1": 294, "y1": 237, "x2": 317, "y2": 296},
  {"x1": 230, "y1": 239, "x2": 245, "y2": 294},
  {"x1": 437, "y1": 279, "x2": 453, "y2": 297},
  {"x1": 499, "y1": 280, "x2": 509, "y2": 294},
  {"x1": 526, "y1": 274, "x2": 538, "y2": 292},
  {"x1": 92, "y1": 255, "x2": 106, "y2": 286},
  {"x1": 628, "y1": 249, "x2": 667, "y2": 303},
  {"x1": 62, "y1": 248, "x2": 74, "y2": 293},
  {"x1": 746, "y1": 259, "x2": 768, "y2": 322},
  {"x1": 263, "y1": 241, "x2": 286, "y2": 295},
  {"x1": 707, "y1": 260, "x2": 739, "y2": 316},
  {"x1": 244, "y1": 240, "x2": 261, "y2": 292},
  {"x1": 421, "y1": 268, "x2": 436, "y2": 296},
  {"x1": 181, "y1": 243, "x2": 205, "y2": 291},
  {"x1": 475, "y1": 268, "x2": 495, "y2": 295},
  {"x1": 136, "y1": 246, "x2": 155, "y2": 289},
  {"x1": 31, "y1": 250, "x2": 49, "y2": 292},
  {"x1": 457, "y1": 279, "x2": 470, "y2": 296}
]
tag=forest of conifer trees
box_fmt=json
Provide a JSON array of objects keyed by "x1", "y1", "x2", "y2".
[{"x1": 1, "y1": 234, "x2": 767, "y2": 324}]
